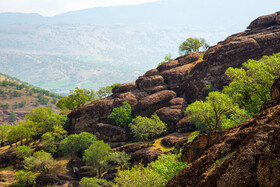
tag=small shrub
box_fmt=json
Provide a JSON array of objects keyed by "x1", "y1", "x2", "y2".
[
  {"x1": 109, "y1": 101, "x2": 132, "y2": 127},
  {"x1": 14, "y1": 170, "x2": 36, "y2": 187},
  {"x1": 79, "y1": 177, "x2": 113, "y2": 187},
  {"x1": 16, "y1": 146, "x2": 33, "y2": 159}
]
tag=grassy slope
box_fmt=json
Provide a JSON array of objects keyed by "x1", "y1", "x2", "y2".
[{"x1": 0, "y1": 73, "x2": 60, "y2": 124}]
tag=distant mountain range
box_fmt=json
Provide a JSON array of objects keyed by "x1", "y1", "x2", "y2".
[
  {"x1": 1, "y1": 0, "x2": 279, "y2": 27},
  {"x1": 0, "y1": 0, "x2": 278, "y2": 94}
]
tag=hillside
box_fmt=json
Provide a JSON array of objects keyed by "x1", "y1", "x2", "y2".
[
  {"x1": 0, "y1": 73, "x2": 61, "y2": 124},
  {"x1": 68, "y1": 12, "x2": 280, "y2": 137},
  {"x1": 0, "y1": 24, "x2": 231, "y2": 94},
  {"x1": 166, "y1": 76, "x2": 280, "y2": 186}
]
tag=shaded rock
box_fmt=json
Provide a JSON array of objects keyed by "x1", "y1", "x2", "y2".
[
  {"x1": 134, "y1": 90, "x2": 176, "y2": 116},
  {"x1": 143, "y1": 68, "x2": 160, "y2": 77},
  {"x1": 136, "y1": 75, "x2": 164, "y2": 91},
  {"x1": 176, "y1": 117, "x2": 196, "y2": 133},
  {"x1": 160, "y1": 62, "x2": 200, "y2": 91},
  {"x1": 107, "y1": 142, "x2": 127, "y2": 149},
  {"x1": 131, "y1": 147, "x2": 162, "y2": 165},
  {"x1": 112, "y1": 82, "x2": 136, "y2": 94},
  {"x1": 57, "y1": 174, "x2": 74, "y2": 181},
  {"x1": 175, "y1": 51, "x2": 202, "y2": 65},
  {"x1": 247, "y1": 12, "x2": 279, "y2": 30},
  {"x1": 155, "y1": 106, "x2": 184, "y2": 132},
  {"x1": 144, "y1": 85, "x2": 167, "y2": 94},
  {"x1": 181, "y1": 131, "x2": 224, "y2": 163},
  {"x1": 0, "y1": 149, "x2": 16, "y2": 168},
  {"x1": 161, "y1": 136, "x2": 181, "y2": 147},
  {"x1": 68, "y1": 97, "x2": 114, "y2": 133},
  {"x1": 113, "y1": 92, "x2": 138, "y2": 108},
  {"x1": 157, "y1": 60, "x2": 179, "y2": 72},
  {"x1": 95, "y1": 123, "x2": 128, "y2": 142},
  {"x1": 36, "y1": 174, "x2": 65, "y2": 186},
  {"x1": 168, "y1": 97, "x2": 186, "y2": 106},
  {"x1": 270, "y1": 76, "x2": 280, "y2": 100},
  {"x1": 113, "y1": 143, "x2": 148, "y2": 153}
]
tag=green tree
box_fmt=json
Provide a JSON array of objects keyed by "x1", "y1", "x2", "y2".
[
  {"x1": 83, "y1": 140, "x2": 112, "y2": 177},
  {"x1": 115, "y1": 164, "x2": 165, "y2": 187},
  {"x1": 14, "y1": 170, "x2": 36, "y2": 187},
  {"x1": 224, "y1": 53, "x2": 280, "y2": 114},
  {"x1": 185, "y1": 91, "x2": 249, "y2": 131},
  {"x1": 41, "y1": 132, "x2": 57, "y2": 154},
  {"x1": 0, "y1": 123, "x2": 11, "y2": 146},
  {"x1": 24, "y1": 150, "x2": 55, "y2": 174},
  {"x1": 56, "y1": 87, "x2": 97, "y2": 110},
  {"x1": 16, "y1": 146, "x2": 33, "y2": 159},
  {"x1": 97, "y1": 83, "x2": 120, "y2": 98},
  {"x1": 79, "y1": 177, "x2": 113, "y2": 187},
  {"x1": 179, "y1": 37, "x2": 209, "y2": 55},
  {"x1": 59, "y1": 132, "x2": 96, "y2": 156},
  {"x1": 109, "y1": 101, "x2": 132, "y2": 127},
  {"x1": 149, "y1": 153, "x2": 188, "y2": 183},
  {"x1": 129, "y1": 114, "x2": 167, "y2": 142},
  {"x1": 10, "y1": 112, "x2": 17, "y2": 122},
  {"x1": 102, "y1": 151, "x2": 131, "y2": 170},
  {"x1": 7, "y1": 124, "x2": 29, "y2": 146}
]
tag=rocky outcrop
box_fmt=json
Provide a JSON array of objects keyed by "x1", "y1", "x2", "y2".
[
  {"x1": 166, "y1": 76, "x2": 280, "y2": 187},
  {"x1": 68, "y1": 12, "x2": 280, "y2": 142},
  {"x1": 95, "y1": 123, "x2": 128, "y2": 142}
]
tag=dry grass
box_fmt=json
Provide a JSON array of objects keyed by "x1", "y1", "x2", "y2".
[
  {"x1": 0, "y1": 166, "x2": 16, "y2": 187},
  {"x1": 49, "y1": 156, "x2": 71, "y2": 175}
]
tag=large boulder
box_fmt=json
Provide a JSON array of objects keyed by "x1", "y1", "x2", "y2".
[
  {"x1": 136, "y1": 75, "x2": 165, "y2": 92},
  {"x1": 95, "y1": 123, "x2": 128, "y2": 142},
  {"x1": 176, "y1": 117, "x2": 196, "y2": 133},
  {"x1": 68, "y1": 97, "x2": 114, "y2": 133},
  {"x1": 131, "y1": 147, "x2": 162, "y2": 165},
  {"x1": 247, "y1": 12, "x2": 279, "y2": 30},
  {"x1": 112, "y1": 82, "x2": 136, "y2": 94},
  {"x1": 133, "y1": 90, "x2": 176, "y2": 116}
]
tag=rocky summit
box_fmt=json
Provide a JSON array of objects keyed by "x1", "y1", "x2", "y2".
[{"x1": 68, "y1": 12, "x2": 280, "y2": 142}]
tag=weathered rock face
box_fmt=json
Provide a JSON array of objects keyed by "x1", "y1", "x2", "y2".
[
  {"x1": 95, "y1": 123, "x2": 128, "y2": 142},
  {"x1": 68, "y1": 12, "x2": 280, "y2": 142},
  {"x1": 166, "y1": 76, "x2": 280, "y2": 187}
]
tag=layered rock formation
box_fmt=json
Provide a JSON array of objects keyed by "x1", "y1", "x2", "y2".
[
  {"x1": 68, "y1": 12, "x2": 280, "y2": 142},
  {"x1": 166, "y1": 76, "x2": 280, "y2": 187}
]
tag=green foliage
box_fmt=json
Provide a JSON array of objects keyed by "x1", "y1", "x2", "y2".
[
  {"x1": 83, "y1": 140, "x2": 112, "y2": 177},
  {"x1": 149, "y1": 153, "x2": 188, "y2": 183},
  {"x1": 185, "y1": 91, "x2": 249, "y2": 131},
  {"x1": 16, "y1": 146, "x2": 33, "y2": 159},
  {"x1": 129, "y1": 114, "x2": 167, "y2": 142},
  {"x1": 0, "y1": 123, "x2": 11, "y2": 146},
  {"x1": 179, "y1": 37, "x2": 209, "y2": 55},
  {"x1": 109, "y1": 101, "x2": 132, "y2": 127},
  {"x1": 41, "y1": 132, "x2": 57, "y2": 154},
  {"x1": 7, "y1": 124, "x2": 29, "y2": 146},
  {"x1": 25, "y1": 107, "x2": 68, "y2": 136},
  {"x1": 56, "y1": 87, "x2": 97, "y2": 110},
  {"x1": 38, "y1": 94, "x2": 49, "y2": 105},
  {"x1": 102, "y1": 151, "x2": 131, "y2": 170},
  {"x1": 24, "y1": 150, "x2": 55, "y2": 174},
  {"x1": 187, "y1": 131, "x2": 200, "y2": 142},
  {"x1": 10, "y1": 112, "x2": 17, "y2": 122},
  {"x1": 79, "y1": 177, "x2": 113, "y2": 187},
  {"x1": 224, "y1": 53, "x2": 280, "y2": 114},
  {"x1": 158, "y1": 53, "x2": 173, "y2": 66},
  {"x1": 59, "y1": 132, "x2": 96, "y2": 156},
  {"x1": 115, "y1": 164, "x2": 165, "y2": 187},
  {"x1": 14, "y1": 170, "x2": 36, "y2": 187},
  {"x1": 97, "y1": 83, "x2": 120, "y2": 98},
  {"x1": 19, "y1": 101, "x2": 26, "y2": 108}
]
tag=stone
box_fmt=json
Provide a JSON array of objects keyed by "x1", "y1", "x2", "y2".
[
  {"x1": 113, "y1": 92, "x2": 138, "y2": 108},
  {"x1": 143, "y1": 68, "x2": 160, "y2": 77},
  {"x1": 161, "y1": 136, "x2": 181, "y2": 147},
  {"x1": 95, "y1": 123, "x2": 128, "y2": 142},
  {"x1": 176, "y1": 117, "x2": 196, "y2": 133},
  {"x1": 247, "y1": 12, "x2": 278, "y2": 30},
  {"x1": 131, "y1": 147, "x2": 162, "y2": 165},
  {"x1": 175, "y1": 51, "x2": 202, "y2": 65},
  {"x1": 136, "y1": 75, "x2": 165, "y2": 91},
  {"x1": 112, "y1": 82, "x2": 136, "y2": 94},
  {"x1": 134, "y1": 90, "x2": 176, "y2": 116},
  {"x1": 155, "y1": 106, "x2": 184, "y2": 132}
]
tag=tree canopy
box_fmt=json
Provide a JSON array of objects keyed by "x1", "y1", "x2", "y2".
[
  {"x1": 109, "y1": 101, "x2": 132, "y2": 127},
  {"x1": 179, "y1": 37, "x2": 209, "y2": 55}
]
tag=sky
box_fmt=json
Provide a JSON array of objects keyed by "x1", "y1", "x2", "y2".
[{"x1": 0, "y1": 0, "x2": 161, "y2": 16}]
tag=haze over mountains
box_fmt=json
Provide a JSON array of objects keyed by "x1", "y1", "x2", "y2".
[{"x1": 0, "y1": 0, "x2": 279, "y2": 94}]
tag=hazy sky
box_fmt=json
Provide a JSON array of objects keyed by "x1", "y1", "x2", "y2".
[{"x1": 0, "y1": 0, "x2": 161, "y2": 16}]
